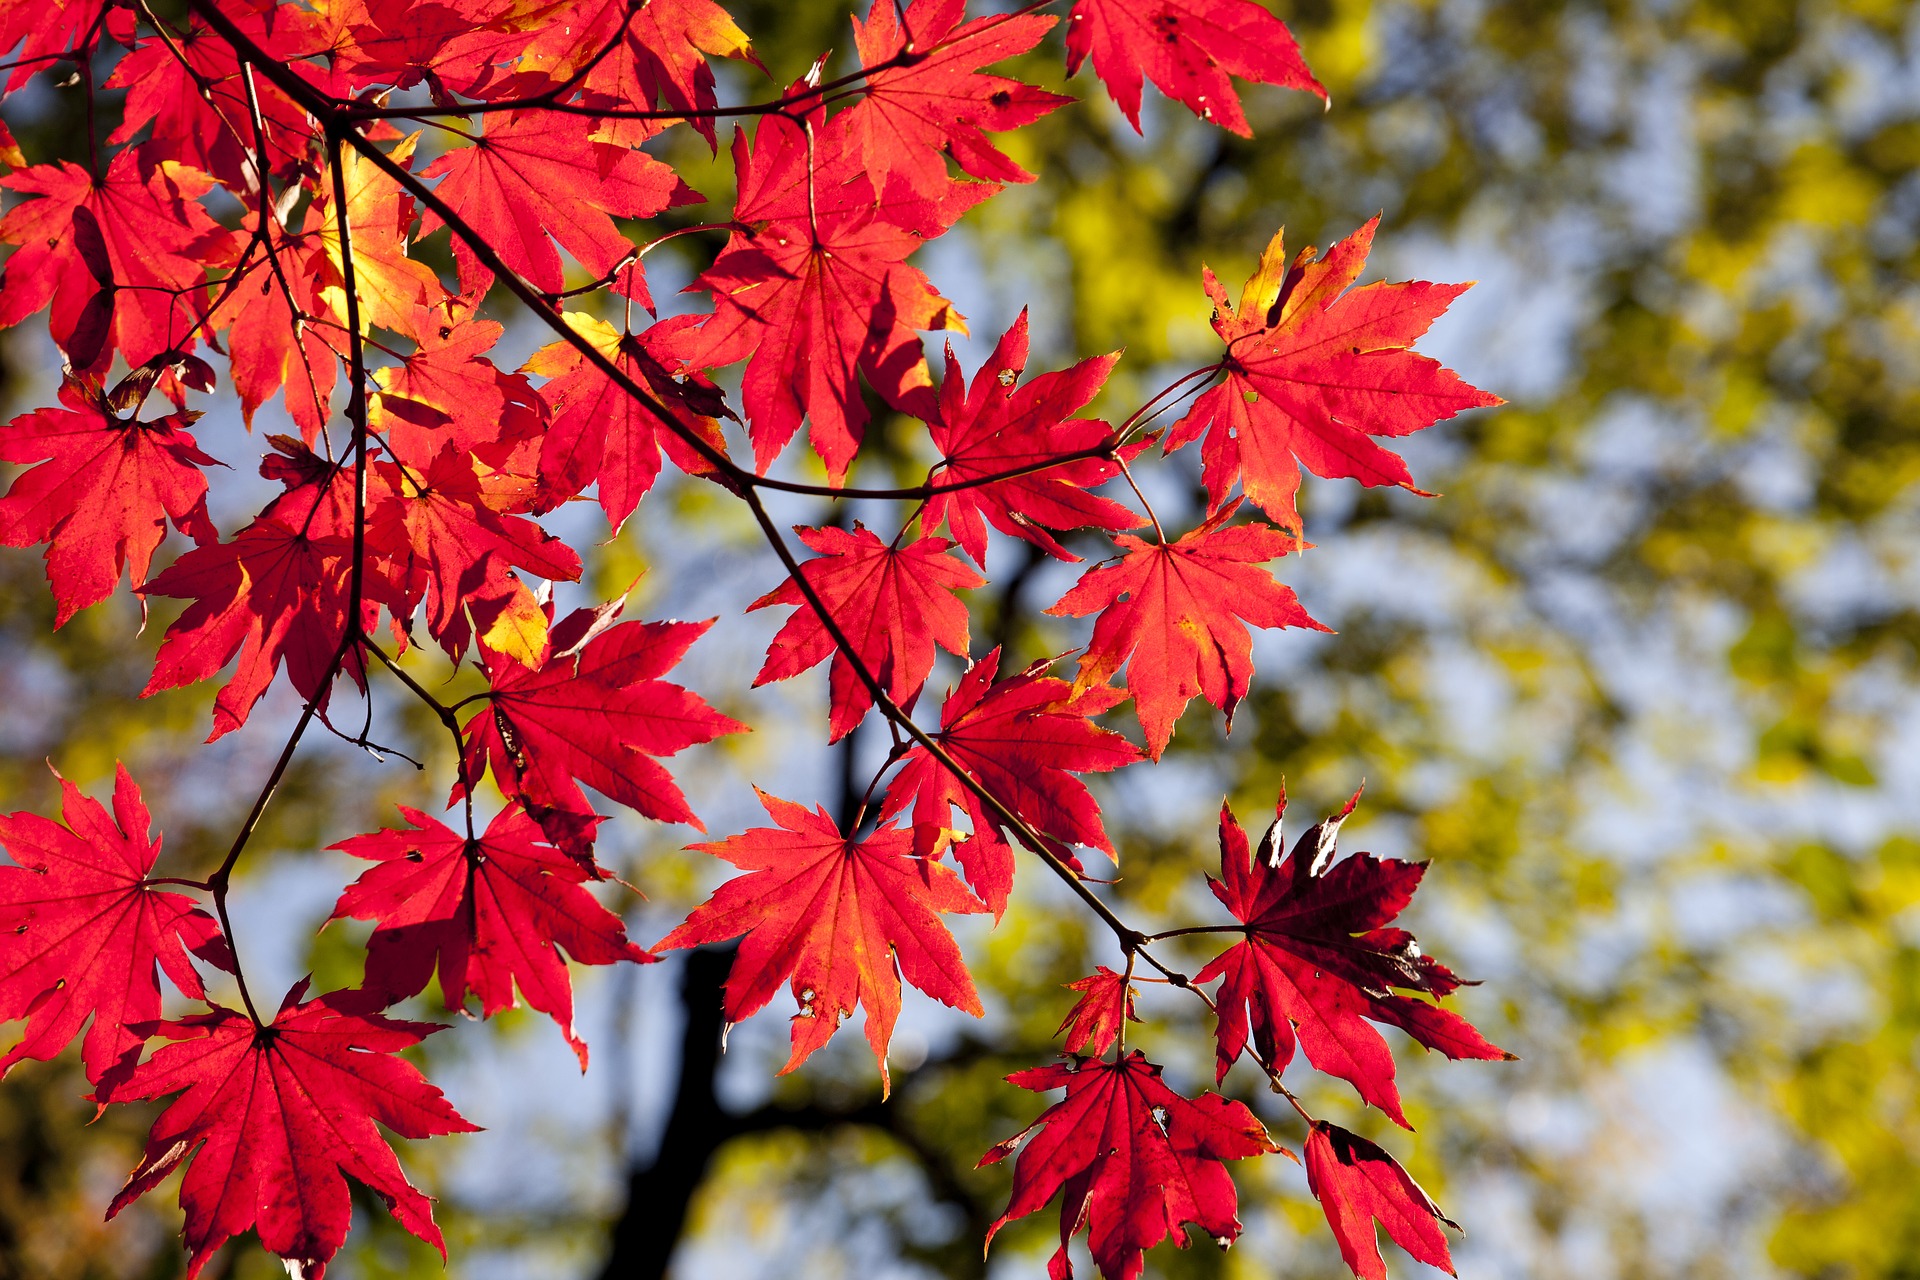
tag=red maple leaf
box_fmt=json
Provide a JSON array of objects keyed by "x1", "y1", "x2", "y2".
[
  {"x1": 0, "y1": 764, "x2": 229, "y2": 1086},
  {"x1": 371, "y1": 297, "x2": 545, "y2": 464},
  {"x1": 1056, "y1": 967, "x2": 1139, "y2": 1057},
  {"x1": 104, "y1": 0, "x2": 322, "y2": 190},
  {"x1": 667, "y1": 110, "x2": 988, "y2": 482},
  {"x1": 420, "y1": 109, "x2": 697, "y2": 294},
  {"x1": 844, "y1": 0, "x2": 1071, "y2": 195},
  {"x1": 104, "y1": 983, "x2": 478, "y2": 1280},
  {"x1": 878, "y1": 649, "x2": 1140, "y2": 914},
  {"x1": 1304, "y1": 1121, "x2": 1458, "y2": 1280},
  {"x1": 370, "y1": 443, "x2": 582, "y2": 660},
  {"x1": 209, "y1": 216, "x2": 341, "y2": 441},
  {"x1": 0, "y1": 374, "x2": 219, "y2": 626},
  {"x1": 921, "y1": 311, "x2": 1140, "y2": 566},
  {"x1": 1194, "y1": 791, "x2": 1508, "y2": 1126},
  {"x1": 142, "y1": 440, "x2": 394, "y2": 739},
  {"x1": 1064, "y1": 0, "x2": 1325, "y2": 136},
  {"x1": 657, "y1": 791, "x2": 985, "y2": 1091},
  {"x1": 980, "y1": 1051, "x2": 1275, "y2": 1280},
  {"x1": 523, "y1": 312, "x2": 730, "y2": 530},
  {"x1": 331, "y1": 804, "x2": 653, "y2": 1069},
  {"x1": 459, "y1": 605, "x2": 746, "y2": 852},
  {"x1": 0, "y1": 147, "x2": 233, "y2": 372},
  {"x1": 1164, "y1": 219, "x2": 1502, "y2": 532},
  {"x1": 504, "y1": 0, "x2": 760, "y2": 146},
  {"x1": 1046, "y1": 500, "x2": 1327, "y2": 759},
  {"x1": 751, "y1": 523, "x2": 984, "y2": 742}
]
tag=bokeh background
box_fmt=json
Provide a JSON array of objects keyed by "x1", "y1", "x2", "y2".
[{"x1": 1, "y1": 0, "x2": 1918, "y2": 1276}]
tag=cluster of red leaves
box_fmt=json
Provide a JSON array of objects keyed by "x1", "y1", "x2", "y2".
[{"x1": 0, "y1": 0, "x2": 1504, "y2": 1275}]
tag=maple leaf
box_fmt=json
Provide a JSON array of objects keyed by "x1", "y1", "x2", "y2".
[
  {"x1": 0, "y1": 374, "x2": 219, "y2": 626},
  {"x1": 1304, "y1": 1121, "x2": 1458, "y2": 1280},
  {"x1": 1057, "y1": 967, "x2": 1139, "y2": 1057},
  {"x1": 209, "y1": 217, "x2": 342, "y2": 441},
  {"x1": 420, "y1": 110, "x2": 697, "y2": 294},
  {"x1": 657, "y1": 791, "x2": 985, "y2": 1093},
  {"x1": 371, "y1": 297, "x2": 546, "y2": 464},
  {"x1": 370, "y1": 443, "x2": 582, "y2": 660},
  {"x1": 312, "y1": 132, "x2": 445, "y2": 337},
  {"x1": 667, "y1": 110, "x2": 988, "y2": 482},
  {"x1": 1046, "y1": 500, "x2": 1327, "y2": 759},
  {"x1": 104, "y1": 0, "x2": 322, "y2": 190},
  {"x1": 980, "y1": 1051, "x2": 1275, "y2": 1280},
  {"x1": 878, "y1": 648, "x2": 1140, "y2": 914},
  {"x1": 523, "y1": 312, "x2": 731, "y2": 530},
  {"x1": 922, "y1": 311, "x2": 1141, "y2": 566},
  {"x1": 845, "y1": 0, "x2": 1071, "y2": 195},
  {"x1": 1064, "y1": 0, "x2": 1325, "y2": 136},
  {"x1": 0, "y1": 764, "x2": 229, "y2": 1086},
  {"x1": 104, "y1": 983, "x2": 478, "y2": 1280},
  {"x1": 143, "y1": 441, "x2": 395, "y2": 739},
  {"x1": 1193, "y1": 791, "x2": 1509, "y2": 1127},
  {"x1": 751, "y1": 524, "x2": 984, "y2": 742},
  {"x1": 1165, "y1": 219, "x2": 1502, "y2": 533},
  {"x1": 460, "y1": 606, "x2": 746, "y2": 852},
  {"x1": 331, "y1": 804, "x2": 652, "y2": 1069},
  {"x1": 0, "y1": 147, "x2": 232, "y2": 371},
  {"x1": 505, "y1": 0, "x2": 760, "y2": 146}
]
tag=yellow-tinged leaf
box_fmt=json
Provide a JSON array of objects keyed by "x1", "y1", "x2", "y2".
[{"x1": 480, "y1": 580, "x2": 550, "y2": 669}]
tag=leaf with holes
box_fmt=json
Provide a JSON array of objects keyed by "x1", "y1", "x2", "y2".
[
  {"x1": 1064, "y1": 0, "x2": 1325, "y2": 135},
  {"x1": 1195, "y1": 790, "x2": 1509, "y2": 1126}
]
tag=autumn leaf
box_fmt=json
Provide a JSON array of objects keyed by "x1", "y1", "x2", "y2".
[
  {"x1": 209, "y1": 215, "x2": 341, "y2": 441},
  {"x1": 921, "y1": 311, "x2": 1140, "y2": 566},
  {"x1": 331, "y1": 804, "x2": 653, "y2": 1069},
  {"x1": 0, "y1": 764, "x2": 229, "y2": 1086},
  {"x1": 522, "y1": 311, "x2": 731, "y2": 530},
  {"x1": 844, "y1": 0, "x2": 1071, "y2": 195},
  {"x1": 751, "y1": 523, "x2": 983, "y2": 742},
  {"x1": 666, "y1": 109, "x2": 988, "y2": 481},
  {"x1": 879, "y1": 648, "x2": 1140, "y2": 914},
  {"x1": 370, "y1": 296, "x2": 546, "y2": 464},
  {"x1": 980, "y1": 1051, "x2": 1275, "y2": 1280},
  {"x1": 509, "y1": 0, "x2": 760, "y2": 146},
  {"x1": 1056, "y1": 967, "x2": 1139, "y2": 1057},
  {"x1": 142, "y1": 440, "x2": 397, "y2": 740},
  {"x1": 312, "y1": 131, "x2": 444, "y2": 336},
  {"x1": 1165, "y1": 219, "x2": 1502, "y2": 532},
  {"x1": 369, "y1": 443, "x2": 582, "y2": 660},
  {"x1": 105, "y1": 1, "x2": 321, "y2": 189},
  {"x1": 0, "y1": 374, "x2": 219, "y2": 626},
  {"x1": 1047, "y1": 500, "x2": 1327, "y2": 758},
  {"x1": 0, "y1": 147, "x2": 232, "y2": 372},
  {"x1": 104, "y1": 983, "x2": 478, "y2": 1280},
  {"x1": 420, "y1": 110, "x2": 697, "y2": 294},
  {"x1": 1195, "y1": 791, "x2": 1509, "y2": 1126},
  {"x1": 460, "y1": 605, "x2": 746, "y2": 851},
  {"x1": 1065, "y1": 0, "x2": 1325, "y2": 135},
  {"x1": 1304, "y1": 1121, "x2": 1459, "y2": 1280},
  {"x1": 657, "y1": 791, "x2": 985, "y2": 1093}
]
